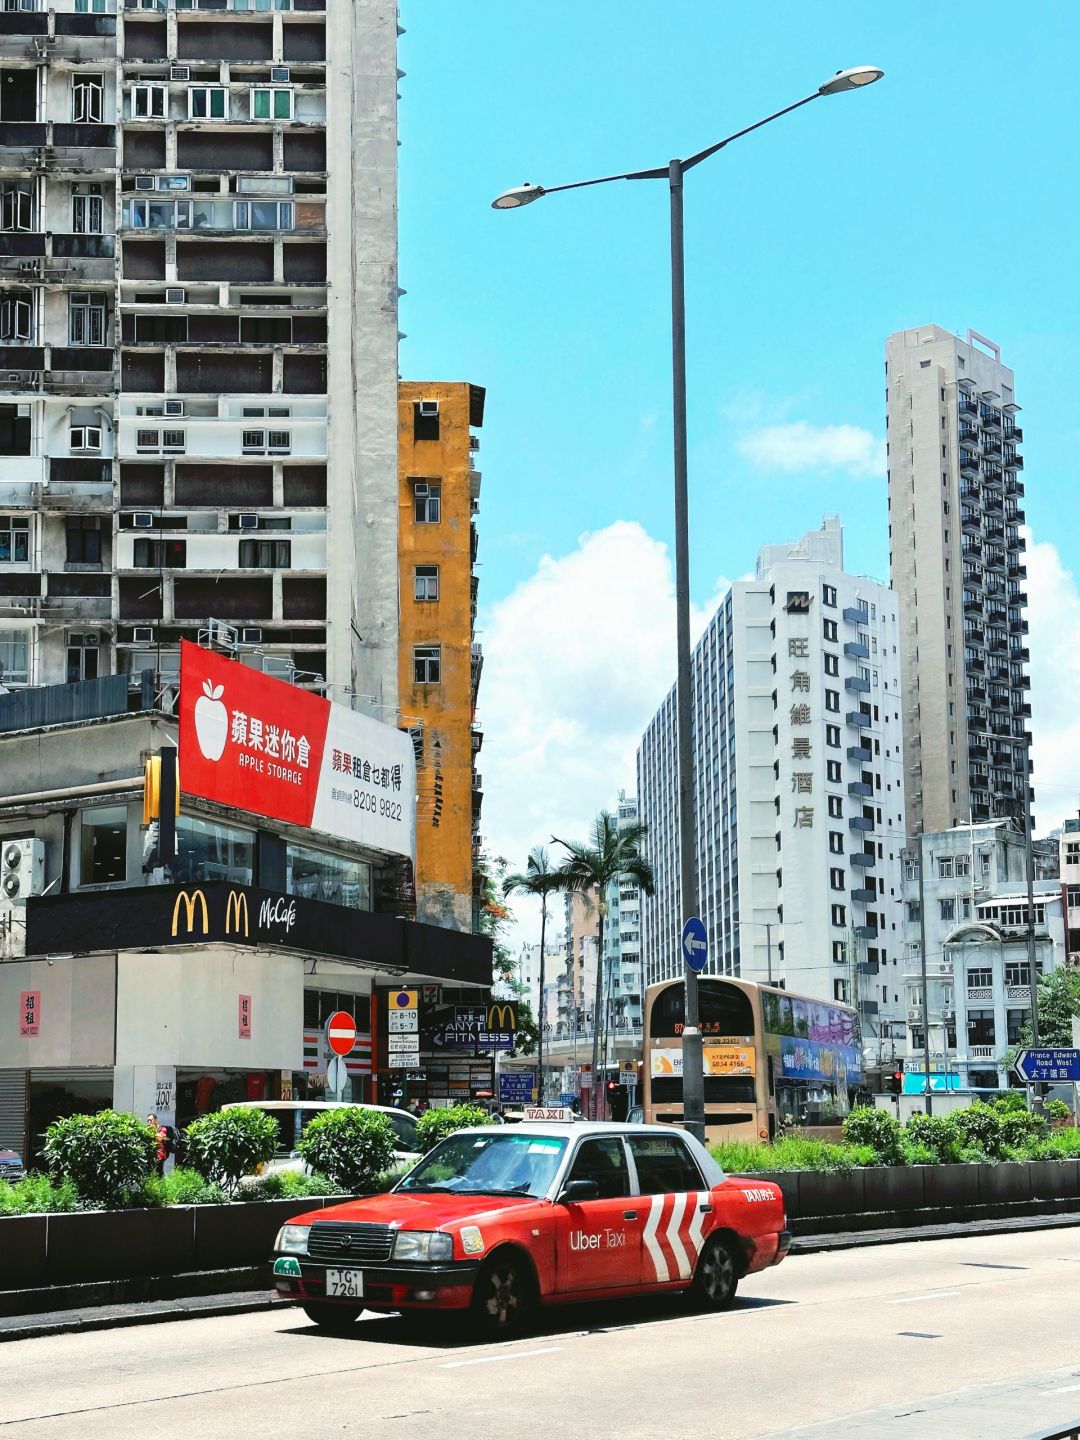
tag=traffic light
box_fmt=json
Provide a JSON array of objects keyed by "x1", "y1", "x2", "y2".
[{"x1": 885, "y1": 1071, "x2": 903, "y2": 1095}]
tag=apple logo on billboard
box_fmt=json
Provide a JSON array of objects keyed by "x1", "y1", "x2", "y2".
[{"x1": 194, "y1": 680, "x2": 228, "y2": 761}]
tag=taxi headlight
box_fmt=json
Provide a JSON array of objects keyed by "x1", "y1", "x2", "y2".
[
  {"x1": 273, "y1": 1224, "x2": 310, "y2": 1255},
  {"x1": 392, "y1": 1230, "x2": 453, "y2": 1263}
]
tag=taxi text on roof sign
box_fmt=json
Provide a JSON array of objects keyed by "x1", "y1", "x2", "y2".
[{"x1": 178, "y1": 640, "x2": 416, "y2": 858}]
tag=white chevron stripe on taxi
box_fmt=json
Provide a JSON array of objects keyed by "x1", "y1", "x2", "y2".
[
  {"x1": 665, "y1": 1192, "x2": 691, "y2": 1280},
  {"x1": 642, "y1": 1194, "x2": 669, "y2": 1282},
  {"x1": 642, "y1": 1192, "x2": 712, "y2": 1283}
]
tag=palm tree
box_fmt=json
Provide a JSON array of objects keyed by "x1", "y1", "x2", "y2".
[
  {"x1": 553, "y1": 812, "x2": 654, "y2": 1118},
  {"x1": 502, "y1": 847, "x2": 565, "y2": 1102}
]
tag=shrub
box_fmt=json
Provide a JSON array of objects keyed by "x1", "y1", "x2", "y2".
[
  {"x1": 989, "y1": 1090, "x2": 1029, "y2": 1114},
  {"x1": 1000, "y1": 1109, "x2": 1047, "y2": 1152},
  {"x1": 140, "y1": 1167, "x2": 227, "y2": 1208},
  {"x1": 414, "y1": 1104, "x2": 495, "y2": 1154},
  {"x1": 902, "y1": 1141, "x2": 936, "y2": 1167},
  {"x1": 243, "y1": 1170, "x2": 346, "y2": 1202},
  {"x1": 296, "y1": 1109, "x2": 396, "y2": 1193},
  {"x1": 905, "y1": 1112, "x2": 962, "y2": 1164},
  {"x1": 712, "y1": 1138, "x2": 871, "y2": 1173},
  {"x1": 42, "y1": 1111, "x2": 157, "y2": 1209},
  {"x1": 1045, "y1": 1099, "x2": 1071, "y2": 1123},
  {"x1": 842, "y1": 1106, "x2": 905, "y2": 1165},
  {"x1": 185, "y1": 1107, "x2": 279, "y2": 1196},
  {"x1": 951, "y1": 1102, "x2": 1005, "y2": 1160},
  {"x1": 0, "y1": 1173, "x2": 82, "y2": 1216}
]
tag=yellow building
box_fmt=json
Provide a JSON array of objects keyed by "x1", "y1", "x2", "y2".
[{"x1": 398, "y1": 382, "x2": 485, "y2": 932}]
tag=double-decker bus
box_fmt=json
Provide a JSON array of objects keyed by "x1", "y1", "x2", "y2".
[{"x1": 643, "y1": 977, "x2": 863, "y2": 1143}]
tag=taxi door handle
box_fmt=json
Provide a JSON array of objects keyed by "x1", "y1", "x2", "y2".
[
  {"x1": 623, "y1": 1210, "x2": 638, "y2": 1220},
  {"x1": 699, "y1": 1203, "x2": 711, "y2": 1213}
]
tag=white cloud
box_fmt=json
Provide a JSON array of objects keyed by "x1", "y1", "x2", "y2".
[
  {"x1": 476, "y1": 521, "x2": 727, "y2": 942},
  {"x1": 738, "y1": 421, "x2": 886, "y2": 479},
  {"x1": 1024, "y1": 530, "x2": 1080, "y2": 834}
]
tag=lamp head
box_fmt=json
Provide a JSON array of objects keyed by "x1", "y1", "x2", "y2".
[
  {"x1": 818, "y1": 66, "x2": 885, "y2": 96},
  {"x1": 491, "y1": 183, "x2": 546, "y2": 210}
]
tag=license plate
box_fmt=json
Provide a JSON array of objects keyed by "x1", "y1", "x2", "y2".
[{"x1": 326, "y1": 1268, "x2": 364, "y2": 1299}]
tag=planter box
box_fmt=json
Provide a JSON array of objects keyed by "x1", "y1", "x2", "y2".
[
  {"x1": 1, "y1": 1216, "x2": 47, "y2": 1289},
  {"x1": 1028, "y1": 1158, "x2": 1080, "y2": 1203},
  {"x1": 978, "y1": 1161, "x2": 1033, "y2": 1209},
  {"x1": 797, "y1": 1169, "x2": 866, "y2": 1220},
  {"x1": 192, "y1": 1195, "x2": 325, "y2": 1272},
  {"x1": 45, "y1": 1205, "x2": 196, "y2": 1286},
  {"x1": 861, "y1": 1165, "x2": 925, "y2": 1217},
  {"x1": 921, "y1": 1162, "x2": 980, "y2": 1213}
]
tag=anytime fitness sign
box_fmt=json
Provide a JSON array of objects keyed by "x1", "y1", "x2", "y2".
[{"x1": 178, "y1": 640, "x2": 416, "y2": 857}]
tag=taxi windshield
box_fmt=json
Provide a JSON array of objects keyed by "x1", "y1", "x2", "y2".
[{"x1": 397, "y1": 1131, "x2": 567, "y2": 1199}]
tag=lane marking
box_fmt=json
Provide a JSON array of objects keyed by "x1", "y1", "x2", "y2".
[
  {"x1": 897, "y1": 1331, "x2": 941, "y2": 1339},
  {"x1": 440, "y1": 1346, "x2": 562, "y2": 1370},
  {"x1": 888, "y1": 1291, "x2": 959, "y2": 1305}
]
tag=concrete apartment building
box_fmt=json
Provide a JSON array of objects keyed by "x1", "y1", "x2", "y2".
[
  {"x1": 0, "y1": 0, "x2": 399, "y2": 713},
  {"x1": 886, "y1": 326, "x2": 1030, "y2": 837},
  {"x1": 396, "y1": 381, "x2": 485, "y2": 933},
  {"x1": 602, "y1": 790, "x2": 643, "y2": 1038},
  {"x1": 901, "y1": 821, "x2": 1064, "y2": 1092},
  {"x1": 638, "y1": 518, "x2": 908, "y2": 1076}
]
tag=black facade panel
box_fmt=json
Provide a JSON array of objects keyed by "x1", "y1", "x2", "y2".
[
  {"x1": 121, "y1": 350, "x2": 165, "y2": 391},
  {"x1": 49, "y1": 458, "x2": 111, "y2": 485},
  {"x1": 176, "y1": 131, "x2": 274, "y2": 171},
  {"x1": 175, "y1": 351, "x2": 273, "y2": 393},
  {"x1": 282, "y1": 243, "x2": 326, "y2": 281},
  {"x1": 0, "y1": 572, "x2": 40, "y2": 597},
  {"x1": 119, "y1": 464, "x2": 165, "y2": 506},
  {"x1": 282, "y1": 353, "x2": 326, "y2": 393},
  {"x1": 123, "y1": 22, "x2": 167, "y2": 59},
  {"x1": 174, "y1": 577, "x2": 272, "y2": 619},
  {"x1": 177, "y1": 22, "x2": 272, "y2": 60},
  {"x1": 283, "y1": 132, "x2": 326, "y2": 172},
  {"x1": 282, "y1": 465, "x2": 327, "y2": 507},
  {"x1": 176, "y1": 240, "x2": 274, "y2": 282},
  {"x1": 0, "y1": 674, "x2": 129, "y2": 735},
  {"x1": 118, "y1": 577, "x2": 163, "y2": 620},
  {"x1": 175, "y1": 464, "x2": 273, "y2": 506},
  {"x1": 121, "y1": 240, "x2": 166, "y2": 280},
  {"x1": 46, "y1": 573, "x2": 110, "y2": 597},
  {"x1": 283, "y1": 23, "x2": 326, "y2": 60},
  {"x1": 123, "y1": 131, "x2": 167, "y2": 168},
  {"x1": 282, "y1": 577, "x2": 326, "y2": 619}
]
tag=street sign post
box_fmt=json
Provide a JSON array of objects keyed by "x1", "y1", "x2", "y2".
[
  {"x1": 325, "y1": 1010, "x2": 356, "y2": 1058},
  {"x1": 1014, "y1": 1048, "x2": 1080, "y2": 1084},
  {"x1": 326, "y1": 1054, "x2": 348, "y2": 1097},
  {"x1": 681, "y1": 916, "x2": 708, "y2": 974}
]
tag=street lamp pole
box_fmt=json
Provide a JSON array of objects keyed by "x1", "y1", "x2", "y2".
[{"x1": 492, "y1": 67, "x2": 884, "y2": 1144}]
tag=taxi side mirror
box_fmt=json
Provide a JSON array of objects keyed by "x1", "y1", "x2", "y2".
[{"x1": 558, "y1": 1178, "x2": 600, "y2": 1204}]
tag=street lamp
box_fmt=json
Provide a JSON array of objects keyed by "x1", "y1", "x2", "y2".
[
  {"x1": 736, "y1": 919, "x2": 803, "y2": 986},
  {"x1": 493, "y1": 66, "x2": 884, "y2": 1141}
]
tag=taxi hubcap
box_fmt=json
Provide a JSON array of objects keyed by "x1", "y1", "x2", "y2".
[
  {"x1": 485, "y1": 1266, "x2": 520, "y2": 1324},
  {"x1": 702, "y1": 1245, "x2": 734, "y2": 1300}
]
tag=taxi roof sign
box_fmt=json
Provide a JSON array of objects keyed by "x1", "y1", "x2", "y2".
[{"x1": 524, "y1": 1106, "x2": 573, "y2": 1122}]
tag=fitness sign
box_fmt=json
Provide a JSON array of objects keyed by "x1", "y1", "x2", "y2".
[{"x1": 178, "y1": 640, "x2": 416, "y2": 858}]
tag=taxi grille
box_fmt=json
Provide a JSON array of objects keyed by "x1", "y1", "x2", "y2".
[{"x1": 307, "y1": 1222, "x2": 394, "y2": 1264}]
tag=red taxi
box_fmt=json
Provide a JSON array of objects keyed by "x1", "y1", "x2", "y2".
[{"x1": 272, "y1": 1123, "x2": 789, "y2": 1334}]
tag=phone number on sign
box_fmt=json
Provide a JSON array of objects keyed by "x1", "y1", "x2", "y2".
[{"x1": 331, "y1": 786, "x2": 403, "y2": 821}]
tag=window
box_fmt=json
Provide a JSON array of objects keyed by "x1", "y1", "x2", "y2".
[
  {"x1": 822, "y1": 584, "x2": 837, "y2": 607},
  {"x1": 65, "y1": 631, "x2": 98, "y2": 684},
  {"x1": 242, "y1": 428, "x2": 290, "y2": 453},
  {"x1": 69, "y1": 425, "x2": 102, "y2": 453},
  {"x1": 826, "y1": 724, "x2": 840, "y2": 748},
  {"x1": 827, "y1": 796, "x2": 842, "y2": 818},
  {"x1": 937, "y1": 857, "x2": 954, "y2": 879},
  {"x1": 130, "y1": 84, "x2": 167, "y2": 119},
  {"x1": 824, "y1": 652, "x2": 839, "y2": 676},
  {"x1": 827, "y1": 760, "x2": 841, "y2": 783},
  {"x1": 188, "y1": 87, "x2": 227, "y2": 120},
  {"x1": 414, "y1": 564, "x2": 439, "y2": 601},
  {"x1": 0, "y1": 181, "x2": 33, "y2": 233},
  {"x1": 250, "y1": 88, "x2": 293, "y2": 120},
  {"x1": 133, "y1": 538, "x2": 186, "y2": 568},
  {"x1": 825, "y1": 688, "x2": 839, "y2": 712},
  {"x1": 980, "y1": 851, "x2": 992, "y2": 878},
  {"x1": 939, "y1": 898, "x2": 955, "y2": 921},
  {"x1": 0, "y1": 293, "x2": 31, "y2": 342},
  {"x1": 0, "y1": 628, "x2": 29, "y2": 684},
  {"x1": 626, "y1": 1135, "x2": 701, "y2": 1195},
  {"x1": 831, "y1": 904, "x2": 846, "y2": 926},
  {"x1": 967, "y1": 1009, "x2": 996, "y2": 1047},
  {"x1": 1004, "y1": 960, "x2": 1032, "y2": 987},
  {"x1": 79, "y1": 805, "x2": 127, "y2": 886},
  {"x1": 823, "y1": 618, "x2": 838, "y2": 642},
  {"x1": 238, "y1": 538, "x2": 291, "y2": 569},
  {"x1": 71, "y1": 189, "x2": 102, "y2": 235},
  {"x1": 174, "y1": 814, "x2": 254, "y2": 886},
  {"x1": 413, "y1": 644, "x2": 441, "y2": 683},
  {"x1": 830, "y1": 867, "x2": 845, "y2": 891},
  {"x1": 72, "y1": 74, "x2": 104, "y2": 124},
  {"x1": 967, "y1": 966, "x2": 993, "y2": 988},
  {"x1": 1006, "y1": 1009, "x2": 1026, "y2": 1046},
  {"x1": 234, "y1": 200, "x2": 294, "y2": 231},
  {"x1": 565, "y1": 1137, "x2": 631, "y2": 1199},
  {"x1": 955, "y1": 855, "x2": 970, "y2": 878},
  {"x1": 65, "y1": 516, "x2": 102, "y2": 566},
  {"x1": 832, "y1": 940, "x2": 846, "y2": 964},
  {"x1": 906, "y1": 901, "x2": 921, "y2": 921},
  {"x1": 0, "y1": 515, "x2": 29, "y2": 563},
  {"x1": 69, "y1": 291, "x2": 106, "y2": 347},
  {"x1": 287, "y1": 843, "x2": 372, "y2": 911},
  {"x1": 76, "y1": 0, "x2": 108, "y2": 11},
  {"x1": 413, "y1": 480, "x2": 440, "y2": 523},
  {"x1": 829, "y1": 831, "x2": 844, "y2": 855}
]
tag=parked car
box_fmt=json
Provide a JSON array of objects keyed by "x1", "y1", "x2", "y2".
[
  {"x1": 271, "y1": 1121, "x2": 789, "y2": 1334},
  {"x1": 0, "y1": 1147, "x2": 25, "y2": 1182},
  {"x1": 221, "y1": 1101, "x2": 420, "y2": 1180}
]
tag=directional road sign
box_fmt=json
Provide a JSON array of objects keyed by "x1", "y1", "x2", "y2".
[
  {"x1": 681, "y1": 916, "x2": 708, "y2": 973},
  {"x1": 326, "y1": 1010, "x2": 357, "y2": 1057},
  {"x1": 1014, "y1": 1048, "x2": 1080, "y2": 1084}
]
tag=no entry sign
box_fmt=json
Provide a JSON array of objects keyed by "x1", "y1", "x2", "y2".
[{"x1": 326, "y1": 1010, "x2": 357, "y2": 1057}]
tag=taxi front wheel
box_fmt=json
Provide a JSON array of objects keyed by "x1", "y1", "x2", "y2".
[
  {"x1": 301, "y1": 1302, "x2": 363, "y2": 1332},
  {"x1": 690, "y1": 1236, "x2": 739, "y2": 1311},
  {"x1": 471, "y1": 1252, "x2": 536, "y2": 1336}
]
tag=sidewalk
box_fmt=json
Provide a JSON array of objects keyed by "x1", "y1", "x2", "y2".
[{"x1": 2, "y1": 1208, "x2": 1077, "y2": 1343}]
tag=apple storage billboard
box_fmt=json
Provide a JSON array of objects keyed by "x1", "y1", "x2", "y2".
[{"x1": 178, "y1": 640, "x2": 416, "y2": 859}]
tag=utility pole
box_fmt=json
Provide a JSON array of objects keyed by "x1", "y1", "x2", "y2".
[{"x1": 915, "y1": 838, "x2": 934, "y2": 1116}]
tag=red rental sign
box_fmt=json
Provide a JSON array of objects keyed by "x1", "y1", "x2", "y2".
[
  {"x1": 326, "y1": 1011, "x2": 356, "y2": 1057},
  {"x1": 239, "y1": 994, "x2": 252, "y2": 1040},
  {"x1": 19, "y1": 990, "x2": 39, "y2": 1037}
]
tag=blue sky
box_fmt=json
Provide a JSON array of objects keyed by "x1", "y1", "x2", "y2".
[{"x1": 397, "y1": 2, "x2": 1080, "y2": 880}]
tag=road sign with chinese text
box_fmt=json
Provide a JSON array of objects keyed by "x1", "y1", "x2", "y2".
[{"x1": 1014, "y1": 1048, "x2": 1080, "y2": 1084}]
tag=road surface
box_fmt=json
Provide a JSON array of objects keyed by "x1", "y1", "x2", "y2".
[{"x1": 1, "y1": 1227, "x2": 1078, "y2": 1439}]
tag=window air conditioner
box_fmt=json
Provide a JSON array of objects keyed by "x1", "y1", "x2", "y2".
[
  {"x1": 132, "y1": 626, "x2": 154, "y2": 643},
  {"x1": 419, "y1": 399, "x2": 439, "y2": 418},
  {"x1": 133, "y1": 512, "x2": 155, "y2": 528},
  {"x1": 134, "y1": 175, "x2": 155, "y2": 191},
  {"x1": 238, "y1": 512, "x2": 258, "y2": 531},
  {"x1": 170, "y1": 66, "x2": 190, "y2": 82},
  {"x1": 165, "y1": 287, "x2": 185, "y2": 305},
  {"x1": 270, "y1": 67, "x2": 290, "y2": 83},
  {"x1": 1, "y1": 838, "x2": 44, "y2": 902},
  {"x1": 240, "y1": 626, "x2": 262, "y2": 643},
  {"x1": 164, "y1": 399, "x2": 184, "y2": 417}
]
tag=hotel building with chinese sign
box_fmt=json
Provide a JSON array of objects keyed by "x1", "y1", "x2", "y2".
[
  {"x1": 638, "y1": 517, "x2": 909, "y2": 1087},
  {"x1": 0, "y1": 647, "x2": 492, "y2": 1164}
]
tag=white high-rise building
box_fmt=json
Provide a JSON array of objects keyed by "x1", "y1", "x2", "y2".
[
  {"x1": 638, "y1": 517, "x2": 908, "y2": 1063},
  {"x1": 603, "y1": 790, "x2": 643, "y2": 1036},
  {"x1": 886, "y1": 326, "x2": 1030, "y2": 837}
]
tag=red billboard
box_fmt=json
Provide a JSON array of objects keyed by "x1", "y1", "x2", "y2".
[{"x1": 177, "y1": 641, "x2": 415, "y2": 857}]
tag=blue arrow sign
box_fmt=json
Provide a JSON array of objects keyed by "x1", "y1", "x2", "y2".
[
  {"x1": 1014, "y1": 1048, "x2": 1080, "y2": 1084},
  {"x1": 681, "y1": 916, "x2": 708, "y2": 974}
]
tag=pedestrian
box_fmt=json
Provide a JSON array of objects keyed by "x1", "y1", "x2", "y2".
[{"x1": 147, "y1": 1112, "x2": 167, "y2": 1176}]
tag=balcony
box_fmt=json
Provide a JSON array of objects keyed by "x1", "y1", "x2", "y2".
[
  {"x1": 981, "y1": 409, "x2": 1002, "y2": 432},
  {"x1": 1009, "y1": 616, "x2": 1029, "y2": 635},
  {"x1": 850, "y1": 852, "x2": 876, "y2": 869},
  {"x1": 1007, "y1": 560, "x2": 1027, "y2": 580},
  {"x1": 1005, "y1": 475, "x2": 1025, "y2": 498},
  {"x1": 959, "y1": 398, "x2": 978, "y2": 418},
  {"x1": 968, "y1": 739, "x2": 988, "y2": 759},
  {"x1": 1005, "y1": 985, "x2": 1031, "y2": 1002},
  {"x1": 842, "y1": 605, "x2": 868, "y2": 625},
  {"x1": 959, "y1": 450, "x2": 980, "y2": 474},
  {"x1": 989, "y1": 692, "x2": 1010, "y2": 710},
  {"x1": 845, "y1": 709, "x2": 870, "y2": 727},
  {"x1": 968, "y1": 1045, "x2": 997, "y2": 1061},
  {"x1": 854, "y1": 924, "x2": 878, "y2": 940},
  {"x1": 843, "y1": 640, "x2": 868, "y2": 660},
  {"x1": 1004, "y1": 451, "x2": 1024, "y2": 471},
  {"x1": 39, "y1": 481, "x2": 112, "y2": 513},
  {"x1": 849, "y1": 816, "x2": 874, "y2": 833},
  {"x1": 959, "y1": 425, "x2": 979, "y2": 447},
  {"x1": 845, "y1": 675, "x2": 869, "y2": 694},
  {"x1": 847, "y1": 744, "x2": 872, "y2": 762},
  {"x1": 963, "y1": 595, "x2": 983, "y2": 617},
  {"x1": 1004, "y1": 424, "x2": 1023, "y2": 443},
  {"x1": 0, "y1": 456, "x2": 46, "y2": 506},
  {"x1": 851, "y1": 887, "x2": 876, "y2": 903},
  {"x1": 848, "y1": 781, "x2": 873, "y2": 798}
]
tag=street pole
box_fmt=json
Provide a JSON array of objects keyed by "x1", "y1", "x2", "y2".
[
  {"x1": 916, "y1": 839, "x2": 933, "y2": 1116},
  {"x1": 668, "y1": 157, "x2": 705, "y2": 1144},
  {"x1": 1022, "y1": 764, "x2": 1042, "y2": 1108}
]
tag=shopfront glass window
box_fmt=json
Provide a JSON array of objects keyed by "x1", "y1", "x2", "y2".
[
  {"x1": 79, "y1": 805, "x2": 127, "y2": 885},
  {"x1": 287, "y1": 844, "x2": 371, "y2": 910},
  {"x1": 172, "y1": 814, "x2": 254, "y2": 885}
]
